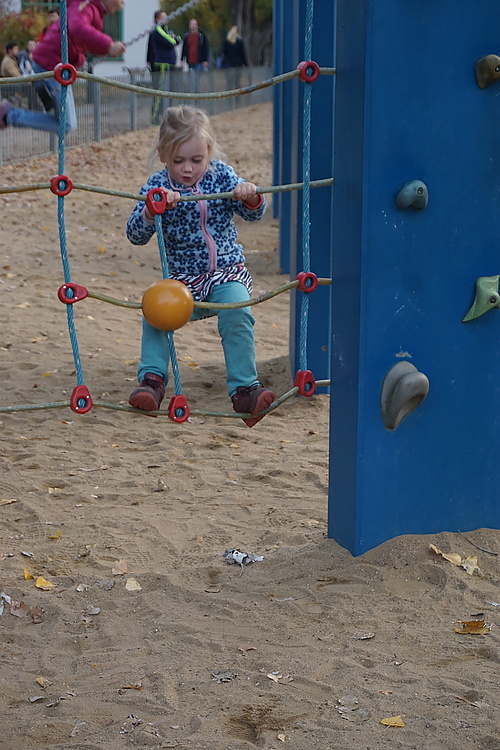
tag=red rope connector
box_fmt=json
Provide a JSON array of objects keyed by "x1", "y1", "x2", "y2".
[
  {"x1": 57, "y1": 283, "x2": 88, "y2": 304},
  {"x1": 168, "y1": 395, "x2": 190, "y2": 423},
  {"x1": 70, "y1": 385, "x2": 92, "y2": 414},
  {"x1": 146, "y1": 188, "x2": 168, "y2": 216},
  {"x1": 50, "y1": 174, "x2": 73, "y2": 196},
  {"x1": 54, "y1": 62, "x2": 77, "y2": 85},
  {"x1": 296, "y1": 271, "x2": 318, "y2": 293},
  {"x1": 294, "y1": 370, "x2": 316, "y2": 397},
  {"x1": 297, "y1": 60, "x2": 320, "y2": 83}
]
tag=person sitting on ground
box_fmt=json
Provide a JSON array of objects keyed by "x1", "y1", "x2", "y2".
[
  {"x1": 0, "y1": 42, "x2": 21, "y2": 78},
  {"x1": 0, "y1": 0, "x2": 126, "y2": 134},
  {"x1": 126, "y1": 105, "x2": 275, "y2": 427}
]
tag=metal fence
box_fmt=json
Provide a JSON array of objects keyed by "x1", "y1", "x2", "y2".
[{"x1": 0, "y1": 65, "x2": 272, "y2": 166}]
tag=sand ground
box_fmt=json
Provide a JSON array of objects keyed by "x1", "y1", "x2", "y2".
[{"x1": 0, "y1": 102, "x2": 499, "y2": 750}]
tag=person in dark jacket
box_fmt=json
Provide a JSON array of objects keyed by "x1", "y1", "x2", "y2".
[
  {"x1": 222, "y1": 26, "x2": 248, "y2": 90},
  {"x1": 181, "y1": 18, "x2": 209, "y2": 70},
  {"x1": 147, "y1": 10, "x2": 181, "y2": 72},
  {"x1": 147, "y1": 10, "x2": 181, "y2": 125},
  {"x1": 222, "y1": 26, "x2": 248, "y2": 68}
]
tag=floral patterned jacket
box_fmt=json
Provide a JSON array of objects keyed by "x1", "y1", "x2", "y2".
[{"x1": 126, "y1": 160, "x2": 266, "y2": 276}]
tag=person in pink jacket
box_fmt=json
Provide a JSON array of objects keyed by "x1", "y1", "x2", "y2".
[{"x1": 0, "y1": 0, "x2": 126, "y2": 133}]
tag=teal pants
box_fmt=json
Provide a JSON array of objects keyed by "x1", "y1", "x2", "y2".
[{"x1": 138, "y1": 281, "x2": 259, "y2": 397}]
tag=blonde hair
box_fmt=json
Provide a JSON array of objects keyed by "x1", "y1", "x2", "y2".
[
  {"x1": 149, "y1": 106, "x2": 224, "y2": 170},
  {"x1": 226, "y1": 26, "x2": 239, "y2": 44}
]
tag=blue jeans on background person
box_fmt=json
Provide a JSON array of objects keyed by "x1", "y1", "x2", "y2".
[
  {"x1": 5, "y1": 61, "x2": 77, "y2": 134},
  {"x1": 138, "y1": 281, "x2": 259, "y2": 397}
]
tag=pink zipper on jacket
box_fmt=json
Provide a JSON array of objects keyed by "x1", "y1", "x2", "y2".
[{"x1": 192, "y1": 179, "x2": 218, "y2": 272}]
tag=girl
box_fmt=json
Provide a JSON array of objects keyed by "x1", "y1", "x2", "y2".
[
  {"x1": 126, "y1": 106, "x2": 275, "y2": 427},
  {"x1": 0, "y1": 0, "x2": 126, "y2": 133}
]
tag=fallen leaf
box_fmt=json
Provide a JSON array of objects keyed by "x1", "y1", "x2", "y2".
[
  {"x1": 461, "y1": 556, "x2": 480, "y2": 575},
  {"x1": 381, "y1": 715, "x2": 405, "y2": 727},
  {"x1": 0, "y1": 498, "x2": 18, "y2": 505},
  {"x1": 429, "y1": 544, "x2": 479, "y2": 574},
  {"x1": 453, "y1": 619, "x2": 492, "y2": 635},
  {"x1": 24, "y1": 568, "x2": 34, "y2": 580},
  {"x1": 125, "y1": 577, "x2": 142, "y2": 592},
  {"x1": 36, "y1": 676, "x2": 51, "y2": 688},
  {"x1": 31, "y1": 605, "x2": 44, "y2": 624},
  {"x1": 35, "y1": 576, "x2": 54, "y2": 591},
  {"x1": 10, "y1": 600, "x2": 30, "y2": 617},
  {"x1": 49, "y1": 530, "x2": 63, "y2": 540},
  {"x1": 112, "y1": 560, "x2": 127, "y2": 576}
]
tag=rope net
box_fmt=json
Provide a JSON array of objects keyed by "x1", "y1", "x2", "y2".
[{"x1": 0, "y1": 0, "x2": 332, "y2": 422}]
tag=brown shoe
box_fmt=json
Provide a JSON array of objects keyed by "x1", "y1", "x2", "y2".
[
  {"x1": 129, "y1": 372, "x2": 165, "y2": 412},
  {"x1": 232, "y1": 383, "x2": 275, "y2": 428}
]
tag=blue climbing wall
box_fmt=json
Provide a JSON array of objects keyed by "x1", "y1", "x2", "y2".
[
  {"x1": 329, "y1": 0, "x2": 500, "y2": 554},
  {"x1": 273, "y1": 0, "x2": 335, "y2": 386}
]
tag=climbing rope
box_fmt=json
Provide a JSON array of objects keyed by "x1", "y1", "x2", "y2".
[
  {"x1": 0, "y1": 0, "x2": 332, "y2": 422},
  {"x1": 0, "y1": 67, "x2": 336, "y2": 100},
  {"x1": 0, "y1": 177, "x2": 333, "y2": 202},
  {"x1": 299, "y1": 0, "x2": 314, "y2": 374}
]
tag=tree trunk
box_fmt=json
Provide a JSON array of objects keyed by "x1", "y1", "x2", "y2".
[
  {"x1": 228, "y1": 0, "x2": 252, "y2": 31},
  {"x1": 228, "y1": 0, "x2": 272, "y2": 66}
]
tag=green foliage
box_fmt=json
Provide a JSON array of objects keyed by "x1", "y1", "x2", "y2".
[
  {"x1": 254, "y1": 0, "x2": 272, "y2": 24},
  {"x1": 160, "y1": 0, "x2": 272, "y2": 62},
  {"x1": 0, "y1": 9, "x2": 46, "y2": 51},
  {"x1": 161, "y1": 0, "x2": 231, "y2": 56}
]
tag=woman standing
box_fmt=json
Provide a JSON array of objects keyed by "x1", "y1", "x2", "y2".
[{"x1": 222, "y1": 26, "x2": 248, "y2": 68}]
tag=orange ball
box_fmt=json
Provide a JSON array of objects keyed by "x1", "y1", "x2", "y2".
[{"x1": 142, "y1": 279, "x2": 194, "y2": 331}]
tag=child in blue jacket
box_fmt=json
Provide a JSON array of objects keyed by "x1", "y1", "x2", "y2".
[{"x1": 126, "y1": 106, "x2": 275, "y2": 427}]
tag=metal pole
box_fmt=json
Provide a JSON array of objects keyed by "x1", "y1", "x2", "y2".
[
  {"x1": 130, "y1": 73, "x2": 137, "y2": 131},
  {"x1": 93, "y1": 81, "x2": 101, "y2": 142}
]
